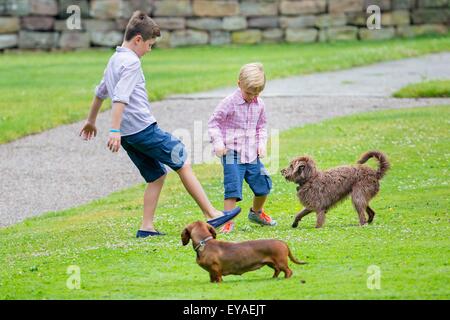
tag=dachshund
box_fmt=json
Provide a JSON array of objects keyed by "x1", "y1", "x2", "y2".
[{"x1": 181, "y1": 221, "x2": 306, "y2": 283}]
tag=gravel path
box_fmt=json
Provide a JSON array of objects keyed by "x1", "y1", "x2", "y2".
[{"x1": 1, "y1": 52, "x2": 449, "y2": 227}]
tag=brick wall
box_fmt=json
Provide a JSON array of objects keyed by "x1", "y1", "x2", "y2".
[{"x1": 0, "y1": 0, "x2": 448, "y2": 50}]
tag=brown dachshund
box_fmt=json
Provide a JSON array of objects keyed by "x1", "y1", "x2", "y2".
[{"x1": 181, "y1": 221, "x2": 306, "y2": 283}]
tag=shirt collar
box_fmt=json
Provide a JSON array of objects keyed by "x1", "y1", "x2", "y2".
[
  {"x1": 233, "y1": 88, "x2": 258, "y2": 105},
  {"x1": 116, "y1": 46, "x2": 139, "y2": 58}
]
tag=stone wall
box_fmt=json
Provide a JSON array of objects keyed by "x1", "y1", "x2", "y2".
[{"x1": 0, "y1": 0, "x2": 448, "y2": 50}]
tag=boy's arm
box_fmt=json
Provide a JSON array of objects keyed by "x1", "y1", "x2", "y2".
[
  {"x1": 207, "y1": 100, "x2": 228, "y2": 154},
  {"x1": 110, "y1": 101, "x2": 125, "y2": 130},
  {"x1": 256, "y1": 103, "x2": 268, "y2": 156},
  {"x1": 90, "y1": 76, "x2": 109, "y2": 122},
  {"x1": 79, "y1": 82, "x2": 106, "y2": 140},
  {"x1": 108, "y1": 102, "x2": 125, "y2": 153},
  {"x1": 87, "y1": 95, "x2": 104, "y2": 124}
]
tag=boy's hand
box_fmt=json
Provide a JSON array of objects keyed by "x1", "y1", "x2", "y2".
[
  {"x1": 258, "y1": 146, "x2": 266, "y2": 158},
  {"x1": 107, "y1": 132, "x2": 121, "y2": 153},
  {"x1": 215, "y1": 147, "x2": 228, "y2": 157},
  {"x1": 79, "y1": 121, "x2": 97, "y2": 141}
]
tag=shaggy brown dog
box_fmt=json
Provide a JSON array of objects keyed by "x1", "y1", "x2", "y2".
[
  {"x1": 281, "y1": 151, "x2": 390, "y2": 228},
  {"x1": 181, "y1": 221, "x2": 306, "y2": 283}
]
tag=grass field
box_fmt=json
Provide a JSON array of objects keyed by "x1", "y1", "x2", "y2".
[
  {"x1": 0, "y1": 105, "x2": 448, "y2": 299},
  {"x1": 393, "y1": 79, "x2": 450, "y2": 98},
  {"x1": 0, "y1": 35, "x2": 450, "y2": 144}
]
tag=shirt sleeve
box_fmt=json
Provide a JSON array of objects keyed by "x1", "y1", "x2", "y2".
[
  {"x1": 112, "y1": 60, "x2": 142, "y2": 105},
  {"x1": 207, "y1": 98, "x2": 228, "y2": 151},
  {"x1": 95, "y1": 77, "x2": 108, "y2": 100},
  {"x1": 256, "y1": 100, "x2": 268, "y2": 149}
]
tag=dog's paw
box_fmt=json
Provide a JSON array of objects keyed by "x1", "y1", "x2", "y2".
[
  {"x1": 360, "y1": 223, "x2": 369, "y2": 228},
  {"x1": 291, "y1": 222, "x2": 299, "y2": 228}
]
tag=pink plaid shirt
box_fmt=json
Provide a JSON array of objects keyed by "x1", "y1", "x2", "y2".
[{"x1": 208, "y1": 88, "x2": 267, "y2": 163}]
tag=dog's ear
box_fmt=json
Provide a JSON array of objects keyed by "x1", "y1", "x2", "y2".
[
  {"x1": 294, "y1": 162, "x2": 305, "y2": 173},
  {"x1": 303, "y1": 158, "x2": 316, "y2": 177},
  {"x1": 207, "y1": 224, "x2": 217, "y2": 239},
  {"x1": 293, "y1": 157, "x2": 316, "y2": 183},
  {"x1": 290, "y1": 160, "x2": 304, "y2": 182},
  {"x1": 181, "y1": 227, "x2": 191, "y2": 246}
]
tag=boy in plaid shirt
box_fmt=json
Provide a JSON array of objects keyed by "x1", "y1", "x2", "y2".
[{"x1": 208, "y1": 63, "x2": 277, "y2": 233}]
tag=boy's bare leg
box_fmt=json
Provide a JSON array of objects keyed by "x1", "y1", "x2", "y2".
[
  {"x1": 176, "y1": 162, "x2": 223, "y2": 220},
  {"x1": 224, "y1": 198, "x2": 237, "y2": 211},
  {"x1": 252, "y1": 195, "x2": 267, "y2": 212},
  {"x1": 221, "y1": 198, "x2": 238, "y2": 232},
  {"x1": 141, "y1": 174, "x2": 166, "y2": 231}
]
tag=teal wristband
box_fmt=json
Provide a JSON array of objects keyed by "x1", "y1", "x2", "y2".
[{"x1": 110, "y1": 129, "x2": 120, "y2": 133}]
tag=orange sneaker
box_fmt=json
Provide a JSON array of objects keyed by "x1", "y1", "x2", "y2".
[
  {"x1": 248, "y1": 208, "x2": 277, "y2": 226},
  {"x1": 220, "y1": 221, "x2": 235, "y2": 234}
]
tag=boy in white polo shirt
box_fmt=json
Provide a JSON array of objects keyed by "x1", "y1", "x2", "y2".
[{"x1": 79, "y1": 11, "x2": 240, "y2": 237}]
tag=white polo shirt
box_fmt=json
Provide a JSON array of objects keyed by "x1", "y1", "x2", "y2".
[{"x1": 95, "y1": 46, "x2": 156, "y2": 136}]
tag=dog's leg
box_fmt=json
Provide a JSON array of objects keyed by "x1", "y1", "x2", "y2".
[
  {"x1": 353, "y1": 203, "x2": 368, "y2": 226},
  {"x1": 315, "y1": 210, "x2": 326, "y2": 228},
  {"x1": 267, "y1": 262, "x2": 281, "y2": 278},
  {"x1": 270, "y1": 266, "x2": 281, "y2": 278},
  {"x1": 367, "y1": 206, "x2": 376, "y2": 224},
  {"x1": 209, "y1": 272, "x2": 222, "y2": 283},
  {"x1": 292, "y1": 208, "x2": 312, "y2": 228},
  {"x1": 209, "y1": 264, "x2": 223, "y2": 283},
  {"x1": 357, "y1": 209, "x2": 367, "y2": 226},
  {"x1": 283, "y1": 267, "x2": 293, "y2": 278},
  {"x1": 351, "y1": 190, "x2": 368, "y2": 226},
  {"x1": 276, "y1": 258, "x2": 293, "y2": 278}
]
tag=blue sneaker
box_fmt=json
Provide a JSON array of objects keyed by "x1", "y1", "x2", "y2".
[
  {"x1": 207, "y1": 207, "x2": 241, "y2": 228},
  {"x1": 136, "y1": 230, "x2": 166, "y2": 238}
]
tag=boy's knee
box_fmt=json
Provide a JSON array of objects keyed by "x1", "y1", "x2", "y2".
[
  {"x1": 147, "y1": 172, "x2": 167, "y2": 184},
  {"x1": 176, "y1": 161, "x2": 191, "y2": 173},
  {"x1": 159, "y1": 173, "x2": 168, "y2": 180}
]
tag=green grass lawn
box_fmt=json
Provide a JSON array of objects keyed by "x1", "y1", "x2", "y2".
[
  {"x1": 1, "y1": 105, "x2": 449, "y2": 299},
  {"x1": 1, "y1": 35, "x2": 450, "y2": 144},
  {"x1": 393, "y1": 79, "x2": 450, "y2": 98}
]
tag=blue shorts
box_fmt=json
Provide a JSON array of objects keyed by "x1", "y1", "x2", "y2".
[
  {"x1": 121, "y1": 123, "x2": 186, "y2": 183},
  {"x1": 222, "y1": 151, "x2": 272, "y2": 202}
]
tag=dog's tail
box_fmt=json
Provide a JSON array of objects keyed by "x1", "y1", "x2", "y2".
[
  {"x1": 357, "y1": 150, "x2": 390, "y2": 179},
  {"x1": 288, "y1": 247, "x2": 307, "y2": 265}
]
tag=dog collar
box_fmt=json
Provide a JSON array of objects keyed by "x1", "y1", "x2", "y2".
[{"x1": 194, "y1": 236, "x2": 214, "y2": 252}]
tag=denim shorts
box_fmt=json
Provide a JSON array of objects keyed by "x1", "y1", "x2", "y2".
[
  {"x1": 121, "y1": 123, "x2": 186, "y2": 183},
  {"x1": 221, "y1": 150, "x2": 272, "y2": 202}
]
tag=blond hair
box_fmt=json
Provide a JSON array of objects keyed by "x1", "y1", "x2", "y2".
[{"x1": 239, "y1": 62, "x2": 266, "y2": 93}]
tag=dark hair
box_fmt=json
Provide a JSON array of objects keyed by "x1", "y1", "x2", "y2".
[{"x1": 124, "y1": 11, "x2": 160, "y2": 41}]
